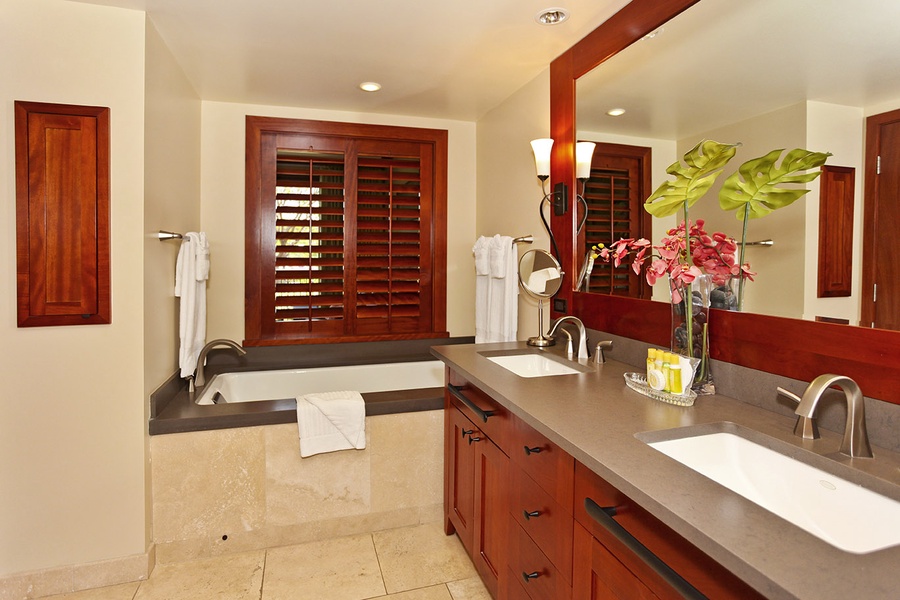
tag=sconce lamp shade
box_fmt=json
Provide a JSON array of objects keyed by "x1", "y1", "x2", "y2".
[
  {"x1": 530, "y1": 138, "x2": 554, "y2": 179},
  {"x1": 576, "y1": 141, "x2": 596, "y2": 179}
]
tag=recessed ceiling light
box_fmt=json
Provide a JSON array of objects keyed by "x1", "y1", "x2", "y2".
[
  {"x1": 359, "y1": 81, "x2": 382, "y2": 92},
  {"x1": 535, "y1": 8, "x2": 569, "y2": 26},
  {"x1": 607, "y1": 108, "x2": 626, "y2": 117}
]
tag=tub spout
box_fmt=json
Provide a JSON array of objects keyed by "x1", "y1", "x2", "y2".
[{"x1": 192, "y1": 339, "x2": 247, "y2": 392}]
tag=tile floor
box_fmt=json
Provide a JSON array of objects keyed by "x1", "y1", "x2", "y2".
[{"x1": 41, "y1": 523, "x2": 489, "y2": 600}]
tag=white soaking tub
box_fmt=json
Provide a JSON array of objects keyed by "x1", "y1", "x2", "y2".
[{"x1": 195, "y1": 360, "x2": 445, "y2": 405}]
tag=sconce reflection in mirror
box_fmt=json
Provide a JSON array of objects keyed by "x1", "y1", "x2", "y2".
[
  {"x1": 518, "y1": 249, "x2": 564, "y2": 346},
  {"x1": 530, "y1": 139, "x2": 595, "y2": 264}
]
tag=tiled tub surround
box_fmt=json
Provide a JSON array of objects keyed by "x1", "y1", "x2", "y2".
[{"x1": 151, "y1": 410, "x2": 444, "y2": 564}]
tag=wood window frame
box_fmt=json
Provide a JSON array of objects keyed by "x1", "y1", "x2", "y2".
[
  {"x1": 15, "y1": 101, "x2": 111, "y2": 327},
  {"x1": 245, "y1": 116, "x2": 448, "y2": 346}
]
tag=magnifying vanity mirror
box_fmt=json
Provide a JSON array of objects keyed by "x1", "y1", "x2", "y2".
[{"x1": 518, "y1": 249, "x2": 563, "y2": 347}]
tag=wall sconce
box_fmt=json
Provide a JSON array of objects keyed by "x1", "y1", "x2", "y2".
[
  {"x1": 530, "y1": 139, "x2": 596, "y2": 260},
  {"x1": 531, "y1": 138, "x2": 565, "y2": 260}
]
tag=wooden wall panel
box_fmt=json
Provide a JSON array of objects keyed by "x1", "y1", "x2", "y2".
[{"x1": 15, "y1": 101, "x2": 110, "y2": 327}]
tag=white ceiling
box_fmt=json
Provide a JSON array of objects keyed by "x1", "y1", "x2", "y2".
[
  {"x1": 577, "y1": 0, "x2": 900, "y2": 140},
  {"x1": 69, "y1": 0, "x2": 629, "y2": 121}
]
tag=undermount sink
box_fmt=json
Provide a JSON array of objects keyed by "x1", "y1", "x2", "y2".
[
  {"x1": 638, "y1": 423, "x2": 900, "y2": 554},
  {"x1": 480, "y1": 351, "x2": 586, "y2": 378}
]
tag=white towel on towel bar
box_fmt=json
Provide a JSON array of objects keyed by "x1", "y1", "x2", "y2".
[
  {"x1": 473, "y1": 235, "x2": 518, "y2": 343},
  {"x1": 473, "y1": 236, "x2": 492, "y2": 342},
  {"x1": 297, "y1": 390, "x2": 366, "y2": 457},
  {"x1": 175, "y1": 232, "x2": 209, "y2": 378}
]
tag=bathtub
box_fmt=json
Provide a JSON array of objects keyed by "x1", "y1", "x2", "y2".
[{"x1": 195, "y1": 360, "x2": 445, "y2": 405}]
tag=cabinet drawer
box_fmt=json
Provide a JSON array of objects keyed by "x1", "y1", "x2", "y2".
[
  {"x1": 511, "y1": 417, "x2": 574, "y2": 507},
  {"x1": 447, "y1": 370, "x2": 510, "y2": 452},
  {"x1": 507, "y1": 517, "x2": 572, "y2": 600},
  {"x1": 510, "y1": 464, "x2": 573, "y2": 581},
  {"x1": 574, "y1": 462, "x2": 766, "y2": 600}
]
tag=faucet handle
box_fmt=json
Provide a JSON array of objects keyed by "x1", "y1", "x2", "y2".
[
  {"x1": 777, "y1": 387, "x2": 819, "y2": 440},
  {"x1": 594, "y1": 340, "x2": 613, "y2": 364}
]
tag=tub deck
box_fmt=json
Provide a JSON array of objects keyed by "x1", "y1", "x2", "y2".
[{"x1": 149, "y1": 337, "x2": 470, "y2": 435}]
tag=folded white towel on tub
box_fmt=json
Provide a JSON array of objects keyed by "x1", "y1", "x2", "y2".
[{"x1": 296, "y1": 391, "x2": 366, "y2": 457}]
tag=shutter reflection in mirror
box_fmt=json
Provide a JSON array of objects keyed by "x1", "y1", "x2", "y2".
[{"x1": 580, "y1": 143, "x2": 651, "y2": 299}]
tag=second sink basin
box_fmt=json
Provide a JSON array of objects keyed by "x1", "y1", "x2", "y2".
[
  {"x1": 638, "y1": 423, "x2": 900, "y2": 554},
  {"x1": 480, "y1": 351, "x2": 587, "y2": 378}
]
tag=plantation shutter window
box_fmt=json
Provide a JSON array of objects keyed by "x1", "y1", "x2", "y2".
[
  {"x1": 580, "y1": 143, "x2": 652, "y2": 298},
  {"x1": 246, "y1": 117, "x2": 447, "y2": 345}
]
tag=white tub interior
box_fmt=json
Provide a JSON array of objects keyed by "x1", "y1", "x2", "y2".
[{"x1": 195, "y1": 360, "x2": 445, "y2": 405}]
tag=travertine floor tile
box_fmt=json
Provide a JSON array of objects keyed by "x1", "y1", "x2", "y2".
[
  {"x1": 261, "y1": 533, "x2": 386, "y2": 600},
  {"x1": 40, "y1": 582, "x2": 140, "y2": 600},
  {"x1": 446, "y1": 577, "x2": 491, "y2": 600},
  {"x1": 376, "y1": 585, "x2": 453, "y2": 599},
  {"x1": 372, "y1": 522, "x2": 478, "y2": 594},
  {"x1": 132, "y1": 551, "x2": 264, "y2": 600}
]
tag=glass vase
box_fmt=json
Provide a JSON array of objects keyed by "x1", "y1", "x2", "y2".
[{"x1": 670, "y1": 274, "x2": 715, "y2": 395}]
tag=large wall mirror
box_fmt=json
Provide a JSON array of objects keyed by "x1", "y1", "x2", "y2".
[
  {"x1": 550, "y1": 0, "x2": 900, "y2": 404},
  {"x1": 576, "y1": 0, "x2": 900, "y2": 325}
]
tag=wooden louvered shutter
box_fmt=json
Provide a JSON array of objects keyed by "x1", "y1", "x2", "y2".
[
  {"x1": 245, "y1": 117, "x2": 447, "y2": 345},
  {"x1": 274, "y1": 147, "x2": 346, "y2": 335},
  {"x1": 581, "y1": 144, "x2": 652, "y2": 298},
  {"x1": 355, "y1": 140, "x2": 433, "y2": 335}
]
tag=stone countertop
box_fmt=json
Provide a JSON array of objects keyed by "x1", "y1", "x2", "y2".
[{"x1": 431, "y1": 342, "x2": 900, "y2": 600}]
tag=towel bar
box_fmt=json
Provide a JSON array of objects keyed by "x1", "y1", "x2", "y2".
[{"x1": 157, "y1": 230, "x2": 184, "y2": 241}]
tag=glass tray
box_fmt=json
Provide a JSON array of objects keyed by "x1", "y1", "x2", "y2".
[{"x1": 623, "y1": 372, "x2": 696, "y2": 407}]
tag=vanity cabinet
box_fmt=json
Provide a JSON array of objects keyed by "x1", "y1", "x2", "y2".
[
  {"x1": 444, "y1": 369, "x2": 511, "y2": 598},
  {"x1": 572, "y1": 462, "x2": 766, "y2": 600}
]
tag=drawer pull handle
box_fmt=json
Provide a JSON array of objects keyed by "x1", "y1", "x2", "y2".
[
  {"x1": 461, "y1": 428, "x2": 475, "y2": 438},
  {"x1": 523, "y1": 509, "x2": 542, "y2": 520},
  {"x1": 522, "y1": 571, "x2": 541, "y2": 583},
  {"x1": 584, "y1": 498, "x2": 706, "y2": 600},
  {"x1": 448, "y1": 384, "x2": 495, "y2": 423},
  {"x1": 524, "y1": 445, "x2": 543, "y2": 455},
  {"x1": 468, "y1": 436, "x2": 482, "y2": 445}
]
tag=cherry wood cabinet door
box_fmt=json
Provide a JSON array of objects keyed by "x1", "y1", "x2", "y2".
[
  {"x1": 573, "y1": 521, "x2": 661, "y2": 600},
  {"x1": 472, "y1": 433, "x2": 509, "y2": 598},
  {"x1": 15, "y1": 101, "x2": 110, "y2": 327},
  {"x1": 445, "y1": 404, "x2": 478, "y2": 556}
]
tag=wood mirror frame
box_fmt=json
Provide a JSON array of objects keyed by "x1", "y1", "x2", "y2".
[{"x1": 549, "y1": 0, "x2": 900, "y2": 404}]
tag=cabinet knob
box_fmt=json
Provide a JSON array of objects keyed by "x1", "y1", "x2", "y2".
[
  {"x1": 461, "y1": 428, "x2": 475, "y2": 438},
  {"x1": 522, "y1": 571, "x2": 541, "y2": 583},
  {"x1": 468, "y1": 436, "x2": 482, "y2": 445},
  {"x1": 523, "y1": 509, "x2": 542, "y2": 520},
  {"x1": 523, "y1": 445, "x2": 543, "y2": 456}
]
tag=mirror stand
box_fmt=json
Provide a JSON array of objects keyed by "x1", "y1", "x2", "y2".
[{"x1": 527, "y1": 298, "x2": 555, "y2": 347}]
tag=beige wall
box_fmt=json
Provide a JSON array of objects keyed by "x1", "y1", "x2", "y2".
[
  {"x1": 804, "y1": 101, "x2": 864, "y2": 324},
  {"x1": 143, "y1": 18, "x2": 203, "y2": 553},
  {"x1": 0, "y1": 0, "x2": 148, "y2": 576},
  {"x1": 476, "y1": 70, "x2": 551, "y2": 340},
  {"x1": 199, "y1": 101, "x2": 478, "y2": 342},
  {"x1": 692, "y1": 104, "x2": 807, "y2": 318}
]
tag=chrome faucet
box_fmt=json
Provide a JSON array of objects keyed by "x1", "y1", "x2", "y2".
[
  {"x1": 547, "y1": 316, "x2": 589, "y2": 360},
  {"x1": 191, "y1": 339, "x2": 247, "y2": 393},
  {"x1": 781, "y1": 374, "x2": 873, "y2": 459}
]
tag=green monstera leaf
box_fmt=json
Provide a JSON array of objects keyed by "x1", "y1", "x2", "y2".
[
  {"x1": 719, "y1": 148, "x2": 832, "y2": 219},
  {"x1": 644, "y1": 140, "x2": 739, "y2": 218}
]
